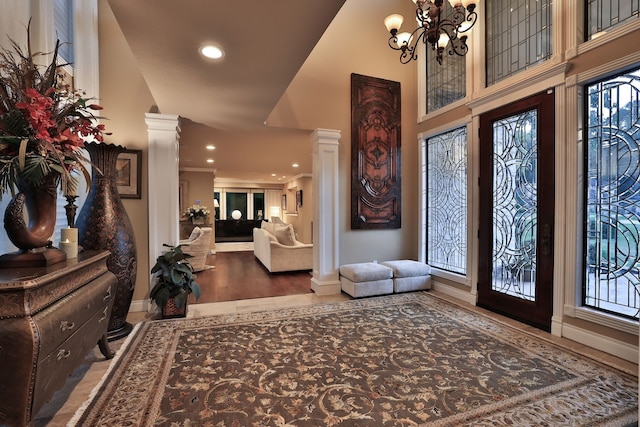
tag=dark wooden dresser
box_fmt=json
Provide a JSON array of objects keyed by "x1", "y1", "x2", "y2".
[{"x1": 0, "y1": 251, "x2": 116, "y2": 427}]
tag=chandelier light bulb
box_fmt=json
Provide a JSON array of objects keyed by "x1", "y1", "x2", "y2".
[
  {"x1": 384, "y1": 14, "x2": 404, "y2": 33},
  {"x1": 437, "y1": 32, "x2": 450, "y2": 49},
  {"x1": 448, "y1": 0, "x2": 462, "y2": 7},
  {"x1": 396, "y1": 32, "x2": 413, "y2": 48}
]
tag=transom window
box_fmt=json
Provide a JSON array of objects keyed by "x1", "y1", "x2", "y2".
[
  {"x1": 485, "y1": 0, "x2": 553, "y2": 86},
  {"x1": 584, "y1": 66, "x2": 640, "y2": 320},
  {"x1": 425, "y1": 3, "x2": 466, "y2": 113},
  {"x1": 586, "y1": 0, "x2": 640, "y2": 40},
  {"x1": 426, "y1": 127, "x2": 467, "y2": 274},
  {"x1": 426, "y1": 50, "x2": 466, "y2": 113}
]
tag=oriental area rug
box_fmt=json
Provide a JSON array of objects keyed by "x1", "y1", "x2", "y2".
[{"x1": 70, "y1": 293, "x2": 638, "y2": 426}]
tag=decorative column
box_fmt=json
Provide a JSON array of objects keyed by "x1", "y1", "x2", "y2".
[
  {"x1": 310, "y1": 128, "x2": 341, "y2": 295},
  {"x1": 145, "y1": 113, "x2": 181, "y2": 303}
]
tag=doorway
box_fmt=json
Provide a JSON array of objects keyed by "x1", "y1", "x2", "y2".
[{"x1": 478, "y1": 90, "x2": 555, "y2": 330}]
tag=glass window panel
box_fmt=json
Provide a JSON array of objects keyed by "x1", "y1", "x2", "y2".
[
  {"x1": 253, "y1": 193, "x2": 264, "y2": 220},
  {"x1": 423, "y1": 1, "x2": 468, "y2": 113},
  {"x1": 584, "y1": 67, "x2": 640, "y2": 320},
  {"x1": 586, "y1": 0, "x2": 640, "y2": 40},
  {"x1": 54, "y1": 0, "x2": 74, "y2": 64},
  {"x1": 226, "y1": 192, "x2": 247, "y2": 219},
  {"x1": 426, "y1": 127, "x2": 467, "y2": 274},
  {"x1": 486, "y1": 0, "x2": 552, "y2": 86},
  {"x1": 491, "y1": 110, "x2": 538, "y2": 301},
  {"x1": 426, "y1": 48, "x2": 466, "y2": 112}
]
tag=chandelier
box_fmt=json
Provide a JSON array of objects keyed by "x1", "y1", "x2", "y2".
[{"x1": 384, "y1": 0, "x2": 478, "y2": 65}]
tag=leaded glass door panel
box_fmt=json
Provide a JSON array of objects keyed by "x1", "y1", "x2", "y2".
[{"x1": 478, "y1": 91, "x2": 555, "y2": 330}]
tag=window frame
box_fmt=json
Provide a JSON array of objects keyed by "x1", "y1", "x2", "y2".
[
  {"x1": 418, "y1": 119, "x2": 473, "y2": 287},
  {"x1": 564, "y1": 53, "x2": 640, "y2": 336}
]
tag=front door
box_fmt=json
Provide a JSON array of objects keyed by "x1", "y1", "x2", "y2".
[{"x1": 478, "y1": 90, "x2": 555, "y2": 330}]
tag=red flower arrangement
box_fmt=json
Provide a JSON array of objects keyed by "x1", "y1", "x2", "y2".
[{"x1": 0, "y1": 24, "x2": 109, "y2": 197}]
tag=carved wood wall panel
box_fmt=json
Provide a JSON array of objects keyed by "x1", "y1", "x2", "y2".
[{"x1": 351, "y1": 73, "x2": 401, "y2": 229}]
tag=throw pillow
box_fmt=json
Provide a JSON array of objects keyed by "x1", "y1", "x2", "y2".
[
  {"x1": 261, "y1": 220, "x2": 274, "y2": 235},
  {"x1": 273, "y1": 224, "x2": 296, "y2": 246}
]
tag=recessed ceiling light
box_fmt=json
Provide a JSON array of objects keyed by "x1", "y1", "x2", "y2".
[
  {"x1": 271, "y1": 173, "x2": 277, "y2": 177},
  {"x1": 206, "y1": 159, "x2": 214, "y2": 163},
  {"x1": 292, "y1": 163, "x2": 299, "y2": 168},
  {"x1": 199, "y1": 44, "x2": 224, "y2": 60},
  {"x1": 206, "y1": 145, "x2": 216, "y2": 150}
]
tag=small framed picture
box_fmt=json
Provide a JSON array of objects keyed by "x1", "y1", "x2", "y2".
[
  {"x1": 296, "y1": 190, "x2": 303, "y2": 208},
  {"x1": 116, "y1": 149, "x2": 142, "y2": 199}
]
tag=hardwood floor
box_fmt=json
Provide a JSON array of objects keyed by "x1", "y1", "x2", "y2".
[{"x1": 190, "y1": 250, "x2": 313, "y2": 303}]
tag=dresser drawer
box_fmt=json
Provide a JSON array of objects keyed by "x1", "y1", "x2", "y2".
[
  {"x1": 32, "y1": 273, "x2": 113, "y2": 361},
  {"x1": 31, "y1": 299, "x2": 113, "y2": 415}
]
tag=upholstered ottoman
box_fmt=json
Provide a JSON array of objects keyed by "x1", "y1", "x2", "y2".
[
  {"x1": 339, "y1": 262, "x2": 393, "y2": 298},
  {"x1": 380, "y1": 260, "x2": 432, "y2": 293}
]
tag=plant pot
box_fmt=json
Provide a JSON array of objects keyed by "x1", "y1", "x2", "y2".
[
  {"x1": 192, "y1": 217, "x2": 205, "y2": 225},
  {"x1": 162, "y1": 298, "x2": 188, "y2": 319}
]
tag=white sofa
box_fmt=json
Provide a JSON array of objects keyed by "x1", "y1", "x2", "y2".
[{"x1": 253, "y1": 222, "x2": 312, "y2": 273}]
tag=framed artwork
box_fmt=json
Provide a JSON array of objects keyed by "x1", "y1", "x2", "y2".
[
  {"x1": 281, "y1": 194, "x2": 287, "y2": 214},
  {"x1": 116, "y1": 149, "x2": 142, "y2": 199},
  {"x1": 350, "y1": 73, "x2": 402, "y2": 229},
  {"x1": 296, "y1": 189, "x2": 303, "y2": 208}
]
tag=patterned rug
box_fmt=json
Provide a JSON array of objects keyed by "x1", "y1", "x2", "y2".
[{"x1": 70, "y1": 293, "x2": 638, "y2": 426}]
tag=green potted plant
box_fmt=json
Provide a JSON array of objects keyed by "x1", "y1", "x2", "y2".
[{"x1": 150, "y1": 243, "x2": 201, "y2": 318}]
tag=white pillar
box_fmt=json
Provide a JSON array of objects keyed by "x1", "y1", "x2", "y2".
[
  {"x1": 311, "y1": 128, "x2": 341, "y2": 295},
  {"x1": 146, "y1": 113, "x2": 181, "y2": 275}
]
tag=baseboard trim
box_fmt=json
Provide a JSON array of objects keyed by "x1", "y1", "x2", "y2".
[
  {"x1": 129, "y1": 299, "x2": 150, "y2": 313},
  {"x1": 562, "y1": 322, "x2": 638, "y2": 364},
  {"x1": 311, "y1": 278, "x2": 342, "y2": 295},
  {"x1": 431, "y1": 281, "x2": 476, "y2": 305}
]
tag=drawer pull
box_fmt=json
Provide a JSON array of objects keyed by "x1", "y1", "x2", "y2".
[
  {"x1": 103, "y1": 286, "x2": 112, "y2": 301},
  {"x1": 99, "y1": 306, "x2": 109, "y2": 323},
  {"x1": 57, "y1": 349, "x2": 71, "y2": 361},
  {"x1": 60, "y1": 321, "x2": 75, "y2": 332}
]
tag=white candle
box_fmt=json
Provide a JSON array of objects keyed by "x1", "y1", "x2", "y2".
[
  {"x1": 60, "y1": 239, "x2": 78, "y2": 259},
  {"x1": 61, "y1": 227, "x2": 78, "y2": 243}
]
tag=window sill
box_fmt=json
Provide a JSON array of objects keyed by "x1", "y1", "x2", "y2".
[
  {"x1": 429, "y1": 267, "x2": 468, "y2": 286},
  {"x1": 568, "y1": 306, "x2": 638, "y2": 336}
]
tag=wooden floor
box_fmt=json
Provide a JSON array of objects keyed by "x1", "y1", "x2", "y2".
[{"x1": 189, "y1": 250, "x2": 314, "y2": 304}]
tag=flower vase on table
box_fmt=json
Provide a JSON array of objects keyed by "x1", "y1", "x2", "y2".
[
  {"x1": 0, "y1": 25, "x2": 107, "y2": 268},
  {"x1": 184, "y1": 205, "x2": 210, "y2": 226}
]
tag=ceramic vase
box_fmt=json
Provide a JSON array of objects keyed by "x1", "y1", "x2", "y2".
[
  {"x1": 76, "y1": 142, "x2": 137, "y2": 341},
  {"x1": 0, "y1": 173, "x2": 67, "y2": 267}
]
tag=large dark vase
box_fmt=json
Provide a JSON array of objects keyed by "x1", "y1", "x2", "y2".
[{"x1": 77, "y1": 142, "x2": 137, "y2": 341}]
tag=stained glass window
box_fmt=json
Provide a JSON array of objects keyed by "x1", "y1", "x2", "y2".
[
  {"x1": 426, "y1": 127, "x2": 467, "y2": 274},
  {"x1": 586, "y1": 0, "x2": 640, "y2": 40},
  {"x1": 486, "y1": 0, "x2": 553, "y2": 85},
  {"x1": 584, "y1": 67, "x2": 640, "y2": 320}
]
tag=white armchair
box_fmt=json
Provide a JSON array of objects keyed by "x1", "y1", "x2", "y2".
[{"x1": 179, "y1": 227, "x2": 214, "y2": 272}]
